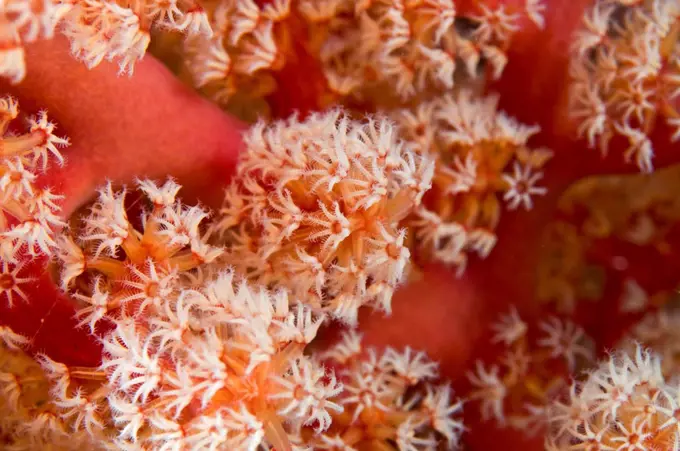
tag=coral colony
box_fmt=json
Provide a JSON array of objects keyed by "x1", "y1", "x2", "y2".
[{"x1": 0, "y1": 0, "x2": 680, "y2": 450}]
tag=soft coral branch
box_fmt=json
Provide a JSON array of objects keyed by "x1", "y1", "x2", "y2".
[
  {"x1": 0, "y1": 36, "x2": 244, "y2": 366},
  {"x1": 1, "y1": 36, "x2": 243, "y2": 217}
]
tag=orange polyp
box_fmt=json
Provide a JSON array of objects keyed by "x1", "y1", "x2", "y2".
[
  {"x1": 222, "y1": 354, "x2": 247, "y2": 377},
  {"x1": 385, "y1": 191, "x2": 417, "y2": 221},
  {"x1": 339, "y1": 182, "x2": 355, "y2": 207},
  {"x1": 69, "y1": 367, "x2": 107, "y2": 381},
  {"x1": 2, "y1": 197, "x2": 30, "y2": 221},
  {"x1": 141, "y1": 238, "x2": 167, "y2": 262},
  {"x1": 352, "y1": 230, "x2": 366, "y2": 262},
  {"x1": 341, "y1": 426, "x2": 364, "y2": 446},
  {"x1": 120, "y1": 228, "x2": 147, "y2": 264},
  {"x1": 286, "y1": 180, "x2": 317, "y2": 209},
  {"x1": 85, "y1": 257, "x2": 127, "y2": 280},
  {"x1": 261, "y1": 409, "x2": 293, "y2": 451},
  {"x1": 0, "y1": 132, "x2": 44, "y2": 157},
  {"x1": 660, "y1": 20, "x2": 680, "y2": 61},
  {"x1": 270, "y1": 343, "x2": 303, "y2": 374},
  {"x1": 168, "y1": 250, "x2": 204, "y2": 273}
]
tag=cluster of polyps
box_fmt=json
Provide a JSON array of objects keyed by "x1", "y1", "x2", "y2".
[
  {"x1": 3, "y1": 172, "x2": 344, "y2": 448},
  {"x1": 0, "y1": 327, "x2": 106, "y2": 450},
  {"x1": 0, "y1": 342, "x2": 117, "y2": 449},
  {"x1": 0, "y1": 269, "x2": 340, "y2": 450},
  {"x1": 1, "y1": 276, "x2": 463, "y2": 450},
  {"x1": 98, "y1": 269, "x2": 339, "y2": 450},
  {"x1": 101, "y1": 294, "x2": 465, "y2": 450},
  {"x1": 466, "y1": 307, "x2": 594, "y2": 433},
  {"x1": 184, "y1": 0, "x2": 547, "y2": 115},
  {"x1": 62, "y1": 0, "x2": 212, "y2": 75},
  {"x1": 0, "y1": 97, "x2": 68, "y2": 306},
  {"x1": 535, "y1": 163, "x2": 680, "y2": 314},
  {"x1": 184, "y1": 0, "x2": 293, "y2": 115},
  {"x1": 306, "y1": 0, "x2": 544, "y2": 102},
  {"x1": 212, "y1": 109, "x2": 434, "y2": 325},
  {"x1": 0, "y1": 100, "x2": 465, "y2": 448},
  {"x1": 392, "y1": 90, "x2": 552, "y2": 274},
  {"x1": 568, "y1": 0, "x2": 680, "y2": 172},
  {"x1": 546, "y1": 346, "x2": 680, "y2": 450},
  {"x1": 0, "y1": 0, "x2": 212, "y2": 83},
  {"x1": 308, "y1": 330, "x2": 465, "y2": 450},
  {"x1": 57, "y1": 179, "x2": 223, "y2": 331}
]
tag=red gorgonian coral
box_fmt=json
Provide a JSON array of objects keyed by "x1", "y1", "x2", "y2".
[{"x1": 0, "y1": 0, "x2": 679, "y2": 450}]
